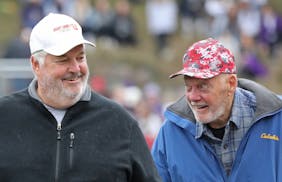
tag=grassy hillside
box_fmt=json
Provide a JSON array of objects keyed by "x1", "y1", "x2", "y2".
[
  {"x1": 1, "y1": 0, "x2": 282, "y2": 95},
  {"x1": 0, "y1": 0, "x2": 20, "y2": 56}
]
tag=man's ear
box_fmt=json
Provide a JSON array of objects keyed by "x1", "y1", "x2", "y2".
[
  {"x1": 30, "y1": 56, "x2": 40, "y2": 74},
  {"x1": 228, "y1": 74, "x2": 237, "y2": 94}
]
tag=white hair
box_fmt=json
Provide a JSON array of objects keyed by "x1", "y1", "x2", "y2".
[{"x1": 32, "y1": 50, "x2": 47, "y2": 66}]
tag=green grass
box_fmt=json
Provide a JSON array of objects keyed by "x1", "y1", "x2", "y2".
[{"x1": 0, "y1": 0, "x2": 20, "y2": 55}]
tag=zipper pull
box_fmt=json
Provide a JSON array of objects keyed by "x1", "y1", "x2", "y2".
[
  {"x1": 57, "y1": 123, "x2": 62, "y2": 131},
  {"x1": 69, "y1": 133, "x2": 75, "y2": 148},
  {"x1": 69, "y1": 132, "x2": 75, "y2": 168},
  {"x1": 57, "y1": 123, "x2": 62, "y2": 140}
]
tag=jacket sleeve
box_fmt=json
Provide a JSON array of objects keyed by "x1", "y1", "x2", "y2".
[
  {"x1": 151, "y1": 126, "x2": 172, "y2": 182},
  {"x1": 129, "y1": 121, "x2": 161, "y2": 182}
]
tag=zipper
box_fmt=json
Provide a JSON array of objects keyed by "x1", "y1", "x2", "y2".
[
  {"x1": 55, "y1": 123, "x2": 62, "y2": 182},
  {"x1": 69, "y1": 132, "x2": 75, "y2": 168}
]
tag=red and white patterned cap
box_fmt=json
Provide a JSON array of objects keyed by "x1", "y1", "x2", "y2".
[{"x1": 170, "y1": 38, "x2": 236, "y2": 79}]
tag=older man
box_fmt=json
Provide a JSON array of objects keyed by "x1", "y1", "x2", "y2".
[{"x1": 152, "y1": 38, "x2": 282, "y2": 182}]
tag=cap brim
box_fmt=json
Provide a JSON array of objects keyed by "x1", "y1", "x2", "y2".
[
  {"x1": 169, "y1": 72, "x2": 183, "y2": 79},
  {"x1": 169, "y1": 69, "x2": 192, "y2": 79},
  {"x1": 45, "y1": 39, "x2": 96, "y2": 56},
  {"x1": 169, "y1": 69, "x2": 219, "y2": 79}
]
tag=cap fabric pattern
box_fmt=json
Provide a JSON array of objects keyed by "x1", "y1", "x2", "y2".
[
  {"x1": 29, "y1": 13, "x2": 95, "y2": 56},
  {"x1": 170, "y1": 38, "x2": 236, "y2": 79}
]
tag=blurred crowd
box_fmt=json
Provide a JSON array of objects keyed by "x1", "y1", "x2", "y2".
[
  {"x1": 4, "y1": 0, "x2": 282, "y2": 76},
  {"x1": 3, "y1": 0, "x2": 138, "y2": 59},
  {"x1": 2, "y1": 0, "x2": 282, "y2": 148},
  {"x1": 145, "y1": 0, "x2": 282, "y2": 80}
]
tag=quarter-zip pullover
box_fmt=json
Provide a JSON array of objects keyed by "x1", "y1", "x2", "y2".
[{"x1": 0, "y1": 82, "x2": 161, "y2": 182}]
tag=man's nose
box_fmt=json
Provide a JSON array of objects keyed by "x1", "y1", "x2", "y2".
[
  {"x1": 68, "y1": 59, "x2": 80, "y2": 72},
  {"x1": 186, "y1": 88, "x2": 201, "y2": 102}
]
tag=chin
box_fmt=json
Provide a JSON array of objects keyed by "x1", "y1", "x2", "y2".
[{"x1": 195, "y1": 116, "x2": 211, "y2": 124}]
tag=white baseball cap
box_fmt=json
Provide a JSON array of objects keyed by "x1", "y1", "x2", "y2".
[{"x1": 29, "y1": 13, "x2": 95, "y2": 56}]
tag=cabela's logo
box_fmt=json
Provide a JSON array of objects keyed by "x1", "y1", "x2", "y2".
[{"x1": 260, "y1": 133, "x2": 279, "y2": 141}]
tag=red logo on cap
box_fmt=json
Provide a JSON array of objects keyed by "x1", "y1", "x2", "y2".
[{"x1": 53, "y1": 24, "x2": 78, "y2": 32}]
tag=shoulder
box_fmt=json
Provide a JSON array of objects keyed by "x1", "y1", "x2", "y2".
[
  {"x1": 238, "y1": 78, "x2": 282, "y2": 115},
  {"x1": 90, "y1": 91, "x2": 130, "y2": 113},
  {"x1": 89, "y1": 91, "x2": 138, "y2": 124},
  {"x1": 0, "y1": 89, "x2": 30, "y2": 107}
]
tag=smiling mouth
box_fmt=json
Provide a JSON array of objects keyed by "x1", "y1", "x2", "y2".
[
  {"x1": 63, "y1": 74, "x2": 83, "y2": 82},
  {"x1": 63, "y1": 78, "x2": 79, "y2": 82},
  {"x1": 68, "y1": 77, "x2": 79, "y2": 81},
  {"x1": 197, "y1": 105, "x2": 208, "y2": 109},
  {"x1": 191, "y1": 104, "x2": 208, "y2": 111}
]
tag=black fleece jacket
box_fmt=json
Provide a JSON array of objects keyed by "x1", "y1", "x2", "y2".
[{"x1": 0, "y1": 89, "x2": 161, "y2": 182}]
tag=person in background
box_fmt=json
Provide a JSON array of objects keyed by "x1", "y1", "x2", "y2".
[
  {"x1": 42, "y1": 0, "x2": 75, "y2": 16},
  {"x1": 20, "y1": 0, "x2": 44, "y2": 28},
  {"x1": 134, "y1": 99, "x2": 162, "y2": 149},
  {"x1": 112, "y1": 0, "x2": 137, "y2": 46},
  {"x1": 0, "y1": 13, "x2": 161, "y2": 182},
  {"x1": 239, "y1": 33, "x2": 268, "y2": 79},
  {"x1": 3, "y1": 26, "x2": 31, "y2": 58},
  {"x1": 2, "y1": 26, "x2": 33, "y2": 94},
  {"x1": 258, "y1": 3, "x2": 282, "y2": 58},
  {"x1": 145, "y1": 0, "x2": 178, "y2": 57},
  {"x1": 92, "y1": 0, "x2": 115, "y2": 39},
  {"x1": 151, "y1": 38, "x2": 282, "y2": 181},
  {"x1": 178, "y1": 0, "x2": 206, "y2": 38}
]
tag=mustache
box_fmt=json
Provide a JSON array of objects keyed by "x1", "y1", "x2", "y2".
[{"x1": 62, "y1": 73, "x2": 83, "y2": 80}]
